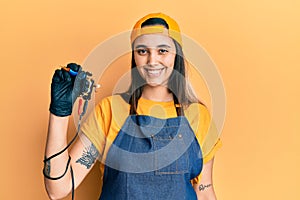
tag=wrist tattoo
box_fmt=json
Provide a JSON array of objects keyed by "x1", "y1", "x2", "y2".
[
  {"x1": 44, "y1": 159, "x2": 51, "y2": 176},
  {"x1": 76, "y1": 143, "x2": 99, "y2": 169},
  {"x1": 199, "y1": 183, "x2": 212, "y2": 191}
]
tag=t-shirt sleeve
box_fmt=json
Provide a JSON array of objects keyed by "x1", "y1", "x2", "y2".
[
  {"x1": 188, "y1": 104, "x2": 222, "y2": 184},
  {"x1": 200, "y1": 107, "x2": 222, "y2": 164}
]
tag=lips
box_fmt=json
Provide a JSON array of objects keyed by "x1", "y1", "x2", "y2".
[{"x1": 144, "y1": 68, "x2": 165, "y2": 77}]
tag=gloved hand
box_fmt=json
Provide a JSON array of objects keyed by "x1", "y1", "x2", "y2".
[{"x1": 49, "y1": 63, "x2": 82, "y2": 117}]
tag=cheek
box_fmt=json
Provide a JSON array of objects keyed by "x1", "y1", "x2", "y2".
[
  {"x1": 136, "y1": 66, "x2": 146, "y2": 79},
  {"x1": 134, "y1": 54, "x2": 145, "y2": 67},
  {"x1": 136, "y1": 66, "x2": 143, "y2": 74},
  {"x1": 164, "y1": 54, "x2": 176, "y2": 68}
]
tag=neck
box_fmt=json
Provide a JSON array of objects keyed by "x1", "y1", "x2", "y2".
[{"x1": 141, "y1": 85, "x2": 173, "y2": 102}]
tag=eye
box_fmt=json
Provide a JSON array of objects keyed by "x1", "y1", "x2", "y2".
[
  {"x1": 158, "y1": 48, "x2": 169, "y2": 54},
  {"x1": 136, "y1": 49, "x2": 148, "y2": 55}
]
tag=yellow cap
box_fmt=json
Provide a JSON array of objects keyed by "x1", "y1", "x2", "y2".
[{"x1": 131, "y1": 13, "x2": 182, "y2": 46}]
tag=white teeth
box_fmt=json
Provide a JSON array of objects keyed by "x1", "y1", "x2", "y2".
[
  {"x1": 145, "y1": 68, "x2": 164, "y2": 75},
  {"x1": 148, "y1": 69, "x2": 160, "y2": 75}
]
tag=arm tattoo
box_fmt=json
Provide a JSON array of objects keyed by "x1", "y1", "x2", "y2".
[
  {"x1": 199, "y1": 183, "x2": 212, "y2": 191},
  {"x1": 76, "y1": 143, "x2": 99, "y2": 169},
  {"x1": 44, "y1": 159, "x2": 51, "y2": 176}
]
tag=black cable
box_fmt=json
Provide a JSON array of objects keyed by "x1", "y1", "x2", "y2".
[
  {"x1": 43, "y1": 155, "x2": 71, "y2": 180},
  {"x1": 43, "y1": 100, "x2": 89, "y2": 200},
  {"x1": 43, "y1": 126, "x2": 80, "y2": 162},
  {"x1": 70, "y1": 165, "x2": 75, "y2": 200}
]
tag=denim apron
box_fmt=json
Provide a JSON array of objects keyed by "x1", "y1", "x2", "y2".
[{"x1": 99, "y1": 102, "x2": 203, "y2": 200}]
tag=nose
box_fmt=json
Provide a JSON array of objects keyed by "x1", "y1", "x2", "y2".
[{"x1": 147, "y1": 50, "x2": 159, "y2": 65}]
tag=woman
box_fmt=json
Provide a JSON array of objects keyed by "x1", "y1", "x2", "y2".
[{"x1": 44, "y1": 13, "x2": 221, "y2": 200}]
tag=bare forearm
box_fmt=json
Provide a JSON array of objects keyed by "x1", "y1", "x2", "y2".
[
  {"x1": 193, "y1": 158, "x2": 217, "y2": 200},
  {"x1": 194, "y1": 183, "x2": 217, "y2": 200},
  {"x1": 44, "y1": 113, "x2": 72, "y2": 199}
]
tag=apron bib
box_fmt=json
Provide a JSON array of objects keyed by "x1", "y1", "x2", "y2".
[{"x1": 99, "y1": 114, "x2": 203, "y2": 200}]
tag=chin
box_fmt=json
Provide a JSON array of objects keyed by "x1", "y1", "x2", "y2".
[{"x1": 145, "y1": 80, "x2": 168, "y2": 87}]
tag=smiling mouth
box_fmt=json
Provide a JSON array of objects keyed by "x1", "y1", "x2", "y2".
[{"x1": 144, "y1": 68, "x2": 165, "y2": 76}]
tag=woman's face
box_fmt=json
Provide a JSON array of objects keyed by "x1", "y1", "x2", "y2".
[{"x1": 133, "y1": 33, "x2": 176, "y2": 87}]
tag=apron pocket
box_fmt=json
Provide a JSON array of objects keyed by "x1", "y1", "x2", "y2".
[{"x1": 153, "y1": 133, "x2": 189, "y2": 175}]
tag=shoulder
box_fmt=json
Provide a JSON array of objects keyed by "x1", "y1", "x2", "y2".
[
  {"x1": 185, "y1": 102, "x2": 210, "y2": 122},
  {"x1": 184, "y1": 102, "x2": 212, "y2": 137}
]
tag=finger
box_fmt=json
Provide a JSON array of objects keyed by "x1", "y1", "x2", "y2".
[
  {"x1": 67, "y1": 63, "x2": 82, "y2": 72},
  {"x1": 52, "y1": 69, "x2": 64, "y2": 82},
  {"x1": 61, "y1": 69, "x2": 72, "y2": 81}
]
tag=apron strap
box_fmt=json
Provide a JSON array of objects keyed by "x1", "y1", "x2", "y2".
[{"x1": 172, "y1": 93, "x2": 184, "y2": 116}]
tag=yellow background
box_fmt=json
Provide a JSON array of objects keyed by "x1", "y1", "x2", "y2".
[{"x1": 1, "y1": 0, "x2": 299, "y2": 199}]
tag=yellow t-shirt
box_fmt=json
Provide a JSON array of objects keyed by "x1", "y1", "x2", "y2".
[{"x1": 81, "y1": 95, "x2": 221, "y2": 187}]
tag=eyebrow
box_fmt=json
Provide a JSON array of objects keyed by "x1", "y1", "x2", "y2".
[{"x1": 134, "y1": 44, "x2": 172, "y2": 49}]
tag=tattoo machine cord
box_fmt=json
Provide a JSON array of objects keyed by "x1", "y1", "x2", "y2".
[{"x1": 43, "y1": 69, "x2": 99, "y2": 200}]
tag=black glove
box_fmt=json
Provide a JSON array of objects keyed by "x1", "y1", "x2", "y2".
[{"x1": 49, "y1": 63, "x2": 82, "y2": 117}]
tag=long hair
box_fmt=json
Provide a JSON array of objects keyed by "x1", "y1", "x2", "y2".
[{"x1": 126, "y1": 18, "x2": 203, "y2": 115}]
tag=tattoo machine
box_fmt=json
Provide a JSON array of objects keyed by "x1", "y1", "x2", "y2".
[{"x1": 63, "y1": 66, "x2": 100, "y2": 118}]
